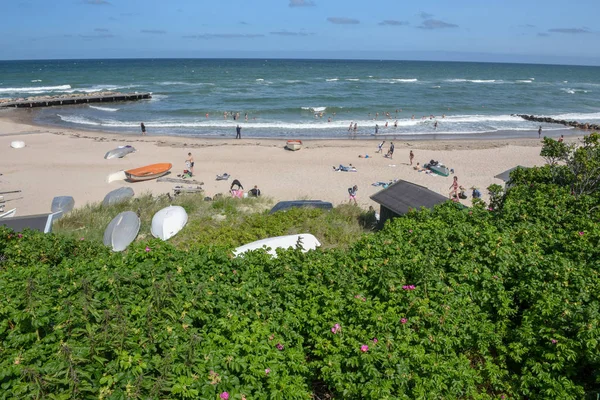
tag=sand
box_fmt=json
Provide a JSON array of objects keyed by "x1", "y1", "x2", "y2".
[{"x1": 0, "y1": 108, "x2": 571, "y2": 216}]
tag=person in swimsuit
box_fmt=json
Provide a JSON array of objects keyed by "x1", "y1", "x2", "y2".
[
  {"x1": 186, "y1": 152, "x2": 194, "y2": 175},
  {"x1": 409, "y1": 150, "x2": 414, "y2": 165},
  {"x1": 140, "y1": 122, "x2": 146, "y2": 135},
  {"x1": 449, "y1": 176, "x2": 459, "y2": 200},
  {"x1": 348, "y1": 185, "x2": 358, "y2": 205},
  {"x1": 230, "y1": 179, "x2": 244, "y2": 198},
  {"x1": 376, "y1": 140, "x2": 385, "y2": 153}
]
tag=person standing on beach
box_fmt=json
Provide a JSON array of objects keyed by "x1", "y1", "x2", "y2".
[
  {"x1": 558, "y1": 135, "x2": 564, "y2": 143},
  {"x1": 449, "y1": 176, "x2": 459, "y2": 200},
  {"x1": 348, "y1": 185, "x2": 358, "y2": 205},
  {"x1": 235, "y1": 125, "x2": 242, "y2": 139},
  {"x1": 186, "y1": 152, "x2": 194, "y2": 175},
  {"x1": 376, "y1": 140, "x2": 385, "y2": 153},
  {"x1": 538, "y1": 126, "x2": 542, "y2": 138},
  {"x1": 409, "y1": 150, "x2": 414, "y2": 166},
  {"x1": 140, "y1": 122, "x2": 146, "y2": 135},
  {"x1": 386, "y1": 142, "x2": 395, "y2": 159}
]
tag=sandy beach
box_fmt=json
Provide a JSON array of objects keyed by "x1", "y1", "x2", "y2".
[{"x1": 0, "y1": 108, "x2": 572, "y2": 216}]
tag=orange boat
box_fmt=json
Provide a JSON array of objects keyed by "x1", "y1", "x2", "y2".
[{"x1": 125, "y1": 163, "x2": 172, "y2": 182}]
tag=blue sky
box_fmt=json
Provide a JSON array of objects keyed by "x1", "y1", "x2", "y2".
[{"x1": 2, "y1": 0, "x2": 599, "y2": 65}]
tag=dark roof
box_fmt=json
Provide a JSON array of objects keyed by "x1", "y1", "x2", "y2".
[
  {"x1": 494, "y1": 166, "x2": 528, "y2": 182},
  {"x1": 0, "y1": 213, "x2": 56, "y2": 233},
  {"x1": 270, "y1": 200, "x2": 333, "y2": 214},
  {"x1": 370, "y1": 180, "x2": 448, "y2": 215}
]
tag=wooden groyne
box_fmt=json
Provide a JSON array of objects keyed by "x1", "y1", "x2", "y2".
[
  {"x1": 515, "y1": 114, "x2": 600, "y2": 131},
  {"x1": 0, "y1": 92, "x2": 152, "y2": 108}
]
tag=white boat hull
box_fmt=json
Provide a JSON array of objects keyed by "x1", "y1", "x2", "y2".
[
  {"x1": 151, "y1": 206, "x2": 188, "y2": 240},
  {"x1": 0, "y1": 208, "x2": 16, "y2": 219},
  {"x1": 103, "y1": 211, "x2": 140, "y2": 251},
  {"x1": 234, "y1": 233, "x2": 321, "y2": 258}
]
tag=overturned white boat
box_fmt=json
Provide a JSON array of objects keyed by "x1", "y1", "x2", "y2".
[
  {"x1": 51, "y1": 196, "x2": 75, "y2": 220},
  {"x1": 104, "y1": 145, "x2": 136, "y2": 159},
  {"x1": 234, "y1": 233, "x2": 321, "y2": 258},
  {"x1": 10, "y1": 141, "x2": 25, "y2": 149},
  {"x1": 151, "y1": 206, "x2": 188, "y2": 241},
  {"x1": 103, "y1": 187, "x2": 134, "y2": 206},
  {"x1": 0, "y1": 208, "x2": 16, "y2": 219},
  {"x1": 103, "y1": 211, "x2": 140, "y2": 252}
]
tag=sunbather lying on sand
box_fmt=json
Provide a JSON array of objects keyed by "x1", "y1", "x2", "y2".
[{"x1": 333, "y1": 164, "x2": 357, "y2": 172}]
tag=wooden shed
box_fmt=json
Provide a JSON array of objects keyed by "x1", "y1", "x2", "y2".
[{"x1": 370, "y1": 180, "x2": 448, "y2": 226}]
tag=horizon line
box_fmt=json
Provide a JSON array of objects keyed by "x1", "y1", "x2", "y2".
[{"x1": 1, "y1": 54, "x2": 600, "y2": 68}]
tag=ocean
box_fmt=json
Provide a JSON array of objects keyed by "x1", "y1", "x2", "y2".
[{"x1": 1, "y1": 58, "x2": 599, "y2": 139}]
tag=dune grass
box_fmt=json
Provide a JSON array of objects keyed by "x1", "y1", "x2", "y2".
[{"x1": 53, "y1": 192, "x2": 374, "y2": 250}]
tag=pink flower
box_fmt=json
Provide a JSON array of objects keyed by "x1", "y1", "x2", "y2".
[
  {"x1": 488, "y1": 207, "x2": 493, "y2": 211},
  {"x1": 331, "y1": 323, "x2": 341, "y2": 334},
  {"x1": 18, "y1": 234, "x2": 23, "y2": 238},
  {"x1": 372, "y1": 338, "x2": 378, "y2": 344},
  {"x1": 360, "y1": 345, "x2": 369, "y2": 352},
  {"x1": 145, "y1": 246, "x2": 151, "y2": 252},
  {"x1": 578, "y1": 231, "x2": 584, "y2": 236},
  {"x1": 400, "y1": 318, "x2": 407, "y2": 324},
  {"x1": 276, "y1": 343, "x2": 284, "y2": 351},
  {"x1": 409, "y1": 229, "x2": 413, "y2": 233},
  {"x1": 80, "y1": 237, "x2": 85, "y2": 241},
  {"x1": 551, "y1": 339, "x2": 557, "y2": 344},
  {"x1": 265, "y1": 368, "x2": 271, "y2": 375},
  {"x1": 220, "y1": 392, "x2": 229, "y2": 400}
]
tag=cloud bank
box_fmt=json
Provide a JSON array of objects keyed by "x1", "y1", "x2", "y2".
[
  {"x1": 327, "y1": 17, "x2": 360, "y2": 25},
  {"x1": 418, "y1": 19, "x2": 458, "y2": 29}
]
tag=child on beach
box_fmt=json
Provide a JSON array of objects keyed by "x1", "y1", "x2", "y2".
[
  {"x1": 376, "y1": 140, "x2": 385, "y2": 153},
  {"x1": 185, "y1": 152, "x2": 194, "y2": 175},
  {"x1": 140, "y1": 122, "x2": 146, "y2": 135},
  {"x1": 348, "y1": 185, "x2": 358, "y2": 205}
]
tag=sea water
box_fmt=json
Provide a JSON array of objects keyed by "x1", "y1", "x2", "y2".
[{"x1": 1, "y1": 58, "x2": 599, "y2": 139}]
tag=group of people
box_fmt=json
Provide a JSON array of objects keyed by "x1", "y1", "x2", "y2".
[
  {"x1": 376, "y1": 141, "x2": 395, "y2": 158},
  {"x1": 230, "y1": 179, "x2": 261, "y2": 198}
]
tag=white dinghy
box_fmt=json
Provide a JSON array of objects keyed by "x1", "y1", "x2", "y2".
[
  {"x1": 51, "y1": 196, "x2": 75, "y2": 220},
  {"x1": 151, "y1": 206, "x2": 188, "y2": 241},
  {"x1": 0, "y1": 208, "x2": 16, "y2": 219},
  {"x1": 104, "y1": 145, "x2": 136, "y2": 160},
  {"x1": 234, "y1": 233, "x2": 321, "y2": 258},
  {"x1": 103, "y1": 211, "x2": 140, "y2": 252},
  {"x1": 103, "y1": 187, "x2": 134, "y2": 206}
]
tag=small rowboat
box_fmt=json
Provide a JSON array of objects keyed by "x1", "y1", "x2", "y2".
[
  {"x1": 286, "y1": 140, "x2": 303, "y2": 151},
  {"x1": 0, "y1": 208, "x2": 16, "y2": 219},
  {"x1": 125, "y1": 163, "x2": 172, "y2": 182},
  {"x1": 105, "y1": 145, "x2": 136, "y2": 159}
]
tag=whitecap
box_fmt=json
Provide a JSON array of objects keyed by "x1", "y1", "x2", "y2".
[
  {"x1": 301, "y1": 106, "x2": 327, "y2": 112},
  {"x1": 346, "y1": 78, "x2": 360, "y2": 81},
  {"x1": 516, "y1": 80, "x2": 532, "y2": 83},
  {"x1": 326, "y1": 78, "x2": 339, "y2": 82},
  {"x1": 31, "y1": 79, "x2": 42, "y2": 83},
  {"x1": 0, "y1": 84, "x2": 71, "y2": 93},
  {"x1": 89, "y1": 105, "x2": 119, "y2": 112}
]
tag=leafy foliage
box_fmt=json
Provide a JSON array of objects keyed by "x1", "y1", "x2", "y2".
[{"x1": 1, "y1": 135, "x2": 600, "y2": 398}]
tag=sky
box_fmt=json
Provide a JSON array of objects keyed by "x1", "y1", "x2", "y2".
[{"x1": 2, "y1": 0, "x2": 600, "y2": 65}]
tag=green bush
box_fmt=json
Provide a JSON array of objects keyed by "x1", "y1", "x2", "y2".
[{"x1": 2, "y1": 135, "x2": 600, "y2": 398}]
